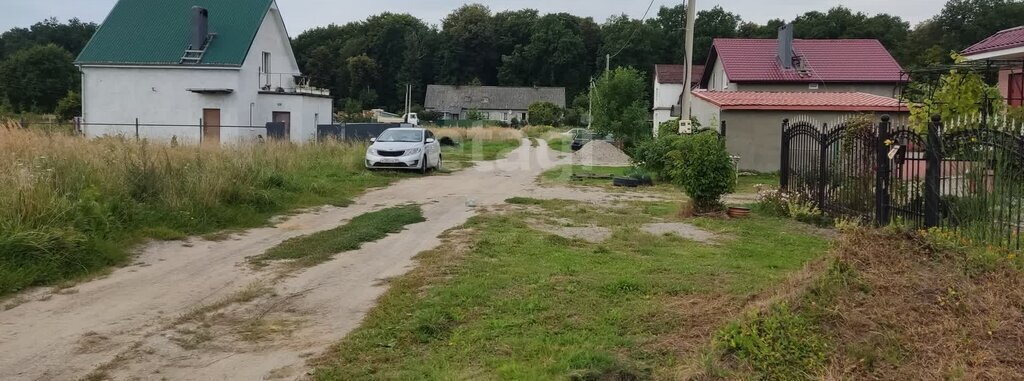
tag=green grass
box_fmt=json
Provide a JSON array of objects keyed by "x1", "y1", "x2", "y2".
[
  {"x1": 541, "y1": 165, "x2": 679, "y2": 194},
  {"x1": 546, "y1": 135, "x2": 573, "y2": 153},
  {"x1": 442, "y1": 139, "x2": 521, "y2": 168},
  {"x1": 735, "y1": 173, "x2": 779, "y2": 194},
  {"x1": 314, "y1": 199, "x2": 829, "y2": 379},
  {"x1": 253, "y1": 205, "x2": 425, "y2": 267}
]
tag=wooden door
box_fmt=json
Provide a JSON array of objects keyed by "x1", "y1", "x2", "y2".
[
  {"x1": 272, "y1": 112, "x2": 291, "y2": 139},
  {"x1": 1010, "y1": 73, "x2": 1023, "y2": 107},
  {"x1": 203, "y1": 108, "x2": 221, "y2": 145}
]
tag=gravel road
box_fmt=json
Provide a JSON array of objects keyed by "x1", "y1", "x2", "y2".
[{"x1": 0, "y1": 139, "x2": 656, "y2": 381}]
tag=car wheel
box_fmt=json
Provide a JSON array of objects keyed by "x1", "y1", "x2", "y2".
[
  {"x1": 435, "y1": 154, "x2": 443, "y2": 171},
  {"x1": 420, "y1": 155, "x2": 428, "y2": 174}
]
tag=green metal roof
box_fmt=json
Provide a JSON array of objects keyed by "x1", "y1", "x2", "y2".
[{"x1": 76, "y1": 0, "x2": 274, "y2": 66}]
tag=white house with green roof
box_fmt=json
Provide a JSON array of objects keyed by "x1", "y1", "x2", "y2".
[{"x1": 75, "y1": 0, "x2": 332, "y2": 144}]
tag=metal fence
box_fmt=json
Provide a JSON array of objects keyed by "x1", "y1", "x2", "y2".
[{"x1": 781, "y1": 114, "x2": 1024, "y2": 251}]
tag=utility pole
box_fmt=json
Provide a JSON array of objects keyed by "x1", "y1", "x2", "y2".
[
  {"x1": 679, "y1": 0, "x2": 697, "y2": 133},
  {"x1": 588, "y1": 77, "x2": 594, "y2": 130},
  {"x1": 404, "y1": 84, "x2": 411, "y2": 122}
]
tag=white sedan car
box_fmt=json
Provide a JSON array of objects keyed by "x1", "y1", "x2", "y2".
[{"x1": 365, "y1": 128, "x2": 442, "y2": 173}]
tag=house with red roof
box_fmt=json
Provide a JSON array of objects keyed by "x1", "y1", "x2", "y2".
[
  {"x1": 652, "y1": 64, "x2": 704, "y2": 130},
  {"x1": 699, "y1": 27, "x2": 906, "y2": 95},
  {"x1": 961, "y1": 26, "x2": 1024, "y2": 106},
  {"x1": 690, "y1": 91, "x2": 908, "y2": 172}
]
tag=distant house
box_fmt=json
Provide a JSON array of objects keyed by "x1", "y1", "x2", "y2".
[
  {"x1": 699, "y1": 25, "x2": 906, "y2": 96},
  {"x1": 424, "y1": 85, "x2": 566, "y2": 122},
  {"x1": 75, "y1": 0, "x2": 332, "y2": 144},
  {"x1": 961, "y1": 26, "x2": 1024, "y2": 106},
  {"x1": 651, "y1": 64, "x2": 704, "y2": 130},
  {"x1": 690, "y1": 91, "x2": 907, "y2": 172}
]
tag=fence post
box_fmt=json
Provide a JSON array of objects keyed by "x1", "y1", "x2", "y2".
[
  {"x1": 20, "y1": 117, "x2": 27, "y2": 129},
  {"x1": 924, "y1": 114, "x2": 942, "y2": 228},
  {"x1": 780, "y1": 119, "x2": 790, "y2": 191},
  {"x1": 875, "y1": 115, "x2": 892, "y2": 226},
  {"x1": 199, "y1": 118, "x2": 204, "y2": 145},
  {"x1": 817, "y1": 123, "x2": 829, "y2": 210},
  {"x1": 135, "y1": 118, "x2": 140, "y2": 140}
]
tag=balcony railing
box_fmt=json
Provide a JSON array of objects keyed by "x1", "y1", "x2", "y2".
[{"x1": 259, "y1": 73, "x2": 330, "y2": 96}]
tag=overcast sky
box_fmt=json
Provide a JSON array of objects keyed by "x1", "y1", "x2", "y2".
[{"x1": 5, "y1": 0, "x2": 944, "y2": 35}]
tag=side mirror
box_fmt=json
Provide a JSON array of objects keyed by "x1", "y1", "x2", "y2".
[
  {"x1": 370, "y1": 137, "x2": 376, "y2": 142},
  {"x1": 425, "y1": 138, "x2": 436, "y2": 143}
]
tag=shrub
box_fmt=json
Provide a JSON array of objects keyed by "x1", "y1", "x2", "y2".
[
  {"x1": 55, "y1": 90, "x2": 81, "y2": 121},
  {"x1": 527, "y1": 102, "x2": 563, "y2": 126},
  {"x1": 667, "y1": 132, "x2": 735, "y2": 212},
  {"x1": 631, "y1": 134, "x2": 683, "y2": 181},
  {"x1": 657, "y1": 118, "x2": 679, "y2": 137}
]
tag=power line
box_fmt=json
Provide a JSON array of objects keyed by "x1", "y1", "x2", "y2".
[{"x1": 609, "y1": 0, "x2": 658, "y2": 60}]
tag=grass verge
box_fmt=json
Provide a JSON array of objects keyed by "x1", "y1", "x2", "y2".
[
  {"x1": 703, "y1": 227, "x2": 1024, "y2": 380},
  {"x1": 313, "y1": 199, "x2": 828, "y2": 379},
  {"x1": 441, "y1": 139, "x2": 522, "y2": 169},
  {"x1": 0, "y1": 128, "x2": 417, "y2": 297},
  {"x1": 253, "y1": 205, "x2": 425, "y2": 268}
]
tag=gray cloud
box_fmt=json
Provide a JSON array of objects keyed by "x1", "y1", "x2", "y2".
[{"x1": 2, "y1": 0, "x2": 944, "y2": 35}]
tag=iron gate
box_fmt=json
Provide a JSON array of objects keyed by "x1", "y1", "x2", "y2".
[{"x1": 781, "y1": 115, "x2": 1024, "y2": 251}]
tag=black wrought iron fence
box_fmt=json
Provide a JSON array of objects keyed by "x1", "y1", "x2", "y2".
[{"x1": 781, "y1": 115, "x2": 1024, "y2": 251}]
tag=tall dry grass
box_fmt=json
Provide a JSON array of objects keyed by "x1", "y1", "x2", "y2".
[
  {"x1": 429, "y1": 127, "x2": 523, "y2": 142},
  {"x1": 0, "y1": 127, "x2": 390, "y2": 295}
]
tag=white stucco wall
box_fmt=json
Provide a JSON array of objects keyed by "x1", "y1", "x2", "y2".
[
  {"x1": 689, "y1": 96, "x2": 722, "y2": 131},
  {"x1": 79, "y1": 1, "x2": 330, "y2": 145},
  {"x1": 706, "y1": 59, "x2": 733, "y2": 91},
  {"x1": 652, "y1": 80, "x2": 685, "y2": 132},
  {"x1": 81, "y1": 66, "x2": 240, "y2": 142}
]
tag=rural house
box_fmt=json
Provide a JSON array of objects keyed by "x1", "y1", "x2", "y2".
[
  {"x1": 699, "y1": 25, "x2": 906, "y2": 96},
  {"x1": 75, "y1": 0, "x2": 332, "y2": 144},
  {"x1": 961, "y1": 26, "x2": 1024, "y2": 106},
  {"x1": 690, "y1": 91, "x2": 908, "y2": 172},
  {"x1": 424, "y1": 85, "x2": 565, "y2": 122},
  {"x1": 651, "y1": 64, "x2": 704, "y2": 130}
]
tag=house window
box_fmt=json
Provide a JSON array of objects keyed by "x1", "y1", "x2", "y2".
[
  {"x1": 1010, "y1": 73, "x2": 1023, "y2": 107},
  {"x1": 262, "y1": 52, "x2": 272, "y2": 86}
]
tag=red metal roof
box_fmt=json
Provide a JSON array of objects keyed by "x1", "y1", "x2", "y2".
[
  {"x1": 962, "y1": 26, "x2": 1024, "y2": 56},
  {"x1": 692, "y1": 91, "x2": 903, "y2": 112},
  {"x1": 707, "y1": 38, "x2": 905, "y2": 83},
  {"x1": 655, "y1": 64, "x2": 704, "y2": 85}
]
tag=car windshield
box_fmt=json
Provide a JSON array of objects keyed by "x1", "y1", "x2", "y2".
[{"x1": 377, "y1": 130, "x2": 423, "y2": 143}]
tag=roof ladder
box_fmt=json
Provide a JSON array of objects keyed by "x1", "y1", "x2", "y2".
[{"x1": 180, "y1": 34, "x2": 214, "y2": 64}]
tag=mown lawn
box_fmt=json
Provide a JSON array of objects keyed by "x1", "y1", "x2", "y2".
[{"x1": 314, "y1": 199, "x2": 829, "y2": 379}]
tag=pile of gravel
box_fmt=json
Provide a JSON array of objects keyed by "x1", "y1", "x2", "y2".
[{"x1": 573, "y1": 140, "x2": 632, "y2": 167}]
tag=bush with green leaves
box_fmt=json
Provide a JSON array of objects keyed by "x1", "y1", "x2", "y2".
[
  {"x1": 667, "y1": 131, "x2": 735, "y2": 211},
  {"x1": 527, "y1": 101, "x2": 563, "y2": 126},
  {"x1": 55, "y1": 90, "x2": 81, "y2": 121},
  {"x1": 630, "y1": 134, "x2": 683, "y2": 181}
]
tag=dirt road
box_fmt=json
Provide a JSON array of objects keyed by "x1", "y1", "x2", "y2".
[{"x1": 0, "y1": 139, "x2": 657, "y2": 380}]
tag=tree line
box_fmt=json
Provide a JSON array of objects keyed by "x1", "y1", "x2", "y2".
[
  {"x1": 292, "y1": 0, "x2": 1024, "y2": 114},
  {"x1": 1, "y1": 0, "x2": 1022, "y2": 119}
]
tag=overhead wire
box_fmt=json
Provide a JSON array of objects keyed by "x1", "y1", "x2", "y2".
[{"x1": 608, "y1": 0, "x2": 659, "y2": 60}]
